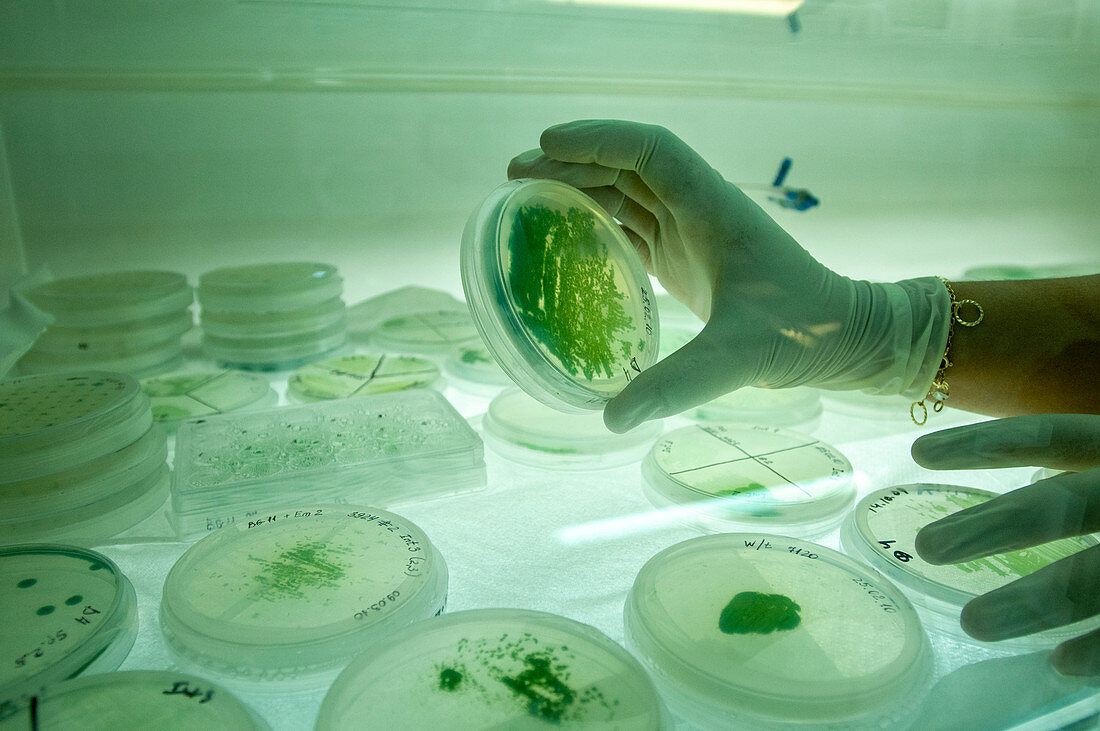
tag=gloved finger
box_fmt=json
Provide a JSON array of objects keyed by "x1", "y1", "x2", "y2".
[
  {"x1": 612, "y1": 170, "x2": 663, "y2": 218},
  {"x1": 958, "y1": 543, "x2": 1100, "y2": 642},
  {"x1": 581, "y1": 186, "x2": 659, "y2": 245},
  {"x1": 912, "y1": 414, "x2": 1100, "y2": 473},
  {"x1": 1051, "y1": 625, "x2": 1100, "y2": 676},
  {"x1": 539, "y1": 120, "x2": 717, "y2": 209},
  {"x1": 507, "y1": 148, "x2": 620, "y2": 189},
  {"x1": 621, "y1": 227, "x2": 653, "y2": 274},
  {"x1": 915, "y1": 469, "x2": 1100, "y2": 563},
  {"x1": 603, "y1": 321, "x2": 757, "y2": 433}
]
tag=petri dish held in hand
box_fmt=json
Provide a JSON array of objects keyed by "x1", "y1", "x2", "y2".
[{"x1": 462, "y1": 179, "x2": 659, "y2": 412}]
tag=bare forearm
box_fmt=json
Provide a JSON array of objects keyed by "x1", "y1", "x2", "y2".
[{"x1": 945, "y1": 275, "x2": 1100, "y2": 416}]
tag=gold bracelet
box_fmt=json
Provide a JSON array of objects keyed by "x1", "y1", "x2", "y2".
[{"x1": 910, "y1": 277, "x2": 984, "y2": 426}]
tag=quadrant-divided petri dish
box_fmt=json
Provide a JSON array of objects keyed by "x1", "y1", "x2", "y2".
[
  {"x1": 624, "y1": 533, "x2": 930, "y2": 729},
  {"x1": 482, "y1": 388, "x2": 663, "y2": 470},
  {"x1": 0, "y1": 545, "x2": 138, "y2": 716},
  {"x1": 840, "y1": 483, "x2": 1100, "y2": 647},
  {"x1": 642, "y1": 423, "x2": 854, "y2": 537},
  {"x1": 316, "y1": 608, "x2": 667, "y2": 730},
  {"x1": 197, "y1": 262, "x2": 343, "y2": 313},
  {"x1": 160, "y1": 505, "x2": 448, "y2": 683},
  {"x1": 462, "y1": 179, "x2": 659, "y2": 412},
  {"x1": 690, "y1": 387, "x2": 823, "y2": 431},
  {"x1": 287, "y1": 354, "x2": 441, "y2": 402},
  {"x1": 1, "y1": 671, "x2": 270, "y2": 731},
  {"x1": 23, "y1": 271, "x2": 192, "y2": 327},
  {"x1": 369, "y1": 310, "x2": 480, "y2": 356},
  {"x1": 443, "y1": 343, "x2": 512, "y2": 394},
  {"x1": 141, "y1": 371, "x2": 276, "y2": 430}
]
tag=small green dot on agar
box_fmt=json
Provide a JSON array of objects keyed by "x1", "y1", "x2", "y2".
[
  {"x1": 17, "y1": 578, "x2": 36, "y2": 588},
  {"x1": 65, "y1": 595, "x2": 83, "y2": 605},
  {"x1": 36, "y1": 605, "x2": 56, "y2": 616}
]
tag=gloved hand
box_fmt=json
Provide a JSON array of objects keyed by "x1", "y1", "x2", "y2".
[
  {"x1": 913, "y1": 414, "x2": 1100, "y2": 675},
  {"x1": 508, "y1": 120, "x2": 950, "y2": 432}
]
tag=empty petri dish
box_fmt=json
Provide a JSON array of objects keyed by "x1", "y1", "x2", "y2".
[
  {"x1": 201, "y1": 297, "x2": 345, "y2": 339},
  {"x1": 624, "y1": 533, "x2": 930, "y2": 729},
  {"x1": 316, "y1": 608, "x2": 666, "y2": 730},
  {"x1": 32, "y1": 310, "x2": 194, "y2": 356},
  {"x1": 369, "y1": 310, "x2": 480, "y2": 356},
  {"x1": 22, "y1": 271, "x2": 192, "y2": 327},
  {"x1": 0, "y1": 545, "x2": 138, "y2": 716},
  {"x1": 0, "y1": 373, "x2": 151, "y2": 482},
  {"x1": 1, "y1": 670, "x2": 270, "y2": 731},
  {"x1": 841, "y1": 483, "x2": 1099, "y2": 647},
  {"x1": 443, "y1": 343, "x2": 512, "y2": 394},
  {"x1": 462, "y1": 179, "x2": 659, "y2": 412},
  {"x1": 482, "y1": 388, "x2": 663, "y2": 470},
  {"x1": 642, "y1": 423, "x2": 854, "y2": 537},
  {"x1": 142, "y1": 371, "x2": 276, "y2": 430},
  {"x1": 160, "y1": 505, "x2": 448, "y2": 683},
  {"x1": 287, "y1": 354, "x2": 441, "y2": 402},
  {"x1": 198, "y1": 262, "x2": 343, "y2": 313},
  {"x1": 690, "y1": 387, "x2": 823, "y2": 430},
  {"x1": 202, "y1": 320, "x2": 348, "y2": 371}
]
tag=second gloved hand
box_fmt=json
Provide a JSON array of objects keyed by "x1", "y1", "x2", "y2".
[{"x1": 508, "y1": 120, "x2": 950, "y2": 432}]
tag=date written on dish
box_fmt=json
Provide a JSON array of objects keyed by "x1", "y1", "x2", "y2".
[{"x1": 354, "y1": 591, "x2": 401, "y2": 620}]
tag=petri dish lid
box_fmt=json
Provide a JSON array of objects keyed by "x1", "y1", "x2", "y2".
[
  {"x1": 202, "y1": 326, "x2": 347, "y2": 371},
  {"x1": 624, "y1": 533, "x2": 929, "y2": 728},
  {"x1": 690, "y1": 387, "x2": 823, "y2": 428},
  {"x1": 142, "y1": 371, "x2": 276, "y2": 428},
  {"x1": 22, "y1": 271, "x2": 192, "y2": 327},
  {"x1": 0, "y1": 545, "x2": 138, "y2": 715},
  {"x1": 160, "y1": 505, "x2": 448, "y2": 681},
  {"x1": 3, "y1": 670, "x2": 270, "y2": 731},
  {"x1": 482, "y1": 388, "x2": 663, "y2": 470},
  {"x1": 347, "y1": 286, "x2": 465, "y2": 338},
  {"x1": 369, "y1": 310, "x2": 480, "y2": 355},
  {"x1": 0, "y1": 373, "x2": 151, "y2": 482},
  {"x1": 841, "y1": 483, "x2": 1099, "y2": 613},
  {"x1": 316, "y1": 608, "x2": 666, "y2": 730},
  {"x1": 200, "y1": 297, "x2": 345, "y2": 339},
  {"x1": 443, "y1": 343, "x2": 512, "y2": 389},
  {"x1": 461, "y1": 179, "x2": 659, "y2": 412},
  {"x1": 32, "y1": 309, "x2": 193, "y2": 355},
  {"x1": 287, "y1": 354, "x2": 441, "y2": 402},
  {"x1": 197, "y1": 262, "x2": 342, "y2": 313},
  {"x1": 642, "y1": 423, "x2": 855, "y2": 537}
]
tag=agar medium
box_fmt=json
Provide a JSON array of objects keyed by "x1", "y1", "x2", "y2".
[
  {"x1": 369, "y1": 310, "x2": 480, "y2": 356},
  {"x1": 316, "y1": 609, "x2": 667, "y2": 730},
  {"x1": 443, "y1": 343, "x2": 512, "y2": 395},
  {"x1": 690, "y1": 387, "x2": 823, "y2": 431},
  {"x1": 0, "y1": 671, "x2": 270, "y2": 731},
  {"x1": 287, "y1": 354, "x2": 441, "y2": 402},
  {"x1": 141, "y1": 371, "x2": 276, "y2": 430},
  {"x1": 462, "y1": 179, "x2": 659, "y2": 412},
  {"x1": 841, "y1": 484, "x2": 1100, "y2": 646},
  {"x1": 0, "y1": 545, "x2": 138, "y2": 717},
  {"x1": 624, "y1": 533, "x2": 930, "y2": 729},
  {"x1": 160, "y1": 506, "x2": 448, "y2": 683},
  {"x1": 482, "y1": 388, "x2": 662, "y2": 470},
  {"x1": 642, "y1": 423, "x2": 854, "y2": 537}
]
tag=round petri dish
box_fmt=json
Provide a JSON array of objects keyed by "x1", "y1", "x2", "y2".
[
  {"x1": 482, "y1": 388, "x2": 663, "y2": 470},
  {"x1": 197, "y1": 262, "x2": 343, "y2": 313},
  {"x1": 0, "y1": 545, "x2": 138, "y2": 716},
  {"x1": 624, "y1": 533, "x2": 930, "y2": 729},
  {"x1": 316, "y1": 608, "x2": 666, "y2": 730},
  {"x1": 690, "y1": 387, "x2": 823, "y2": 430},
  {"x1": 286, "y1": 354, "x2": 441, "y2": 402},
  {"x1": 642, "y1": 423, "x2": 854, "y2": 538},
  {"x1": 840, "y1": 483, "x2": 1100, "y2": 647},
  {"x1": 142, "y1": 371, "x2": 276, "y2": 430},
  {"x1": 818, "y1": 389, "x2": 917, "y2": 422},
  {"x1": 200, "y1": 297, "x2": 345, "y2": 339},
  {"x1": 32, "y1": 309, "x2": 194, "y2": 356},
  {"x1": 202, "y1": 322, "x2": 348, "y2": 371},
  {"x1": 3, "y1": 670, "x2": 270, "y2": 731},
  {"x1": 161, "y1": 505, "x2": 448, "y2": 682},
  {"x1": 22, "y1": 271, "x2": 192, "y2": 327},
  {"x1": 19, "y1": 339, "x2": 185, "y2": 380},
  {"x1": 961, "y1": 265, "x2": 1044, "y2": 281},
  {"x1": 0, "y1": 373, "x2": 151, "y2": 482},
  {"x1": 461, "y1": 179, "x2": 659, "y2": 412},
  {"x1": 443, "y1": 343, "x2": 512, "y2": 394},
  {"x1": 369, "y1": 310, "x2": 480, "y2": 356}
]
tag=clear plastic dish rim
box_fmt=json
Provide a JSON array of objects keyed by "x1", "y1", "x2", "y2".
[
  {"x1": 30, "y1": 286, "x2": 194, "y2": 329},
  {"x1": 202, "y1": 328, "x2": 348, "y2": 364},
  {"x1": 199, "y1": 297, "x2": 346, "y2": 337},
  {"x1": 443, "y1": 344, "x2": 512, "y2": 386},
  {"x1": 316, "y1": 607, "x2": 665, "y2": 730},
  {"x1": 198, "y1": 262, "x2": 339, "y2": 295},
  {"x1": 624, "y1": 532, "x2": 930, "y2": 722},
  {"x1": 691, "y1": 387, "x2": 824, "y2": 427},
  {"x1": 461, "y1": 178, "x2": 659, "y2": 414},
  {"x1": 25, "y1": 271, "x2": 189, "y2": 308},
  {"x1": 197, "y1": 263, "x2": 342, "y2": 313},
  {"x1": 34, "y1": 309, "x2": 194, "y2": 352}
]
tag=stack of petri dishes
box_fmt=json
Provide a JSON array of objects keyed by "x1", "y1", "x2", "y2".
[
  {"x1": 198, "y1": 262, "x2": 347, "y2": 371},
  {"x1": 19, "y1": 271, "x2": 193, "y2": 377},
  {"x1": 0, "y1": 372, "x2": 170, "y2": 545}
]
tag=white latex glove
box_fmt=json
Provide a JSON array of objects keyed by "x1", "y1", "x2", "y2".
[
  {"x1": 913, "y1": 414, "x2": 1100, "y2": 676},
  {"x1": 508, "y1": 120, "x2": 950, "y2": 432}
]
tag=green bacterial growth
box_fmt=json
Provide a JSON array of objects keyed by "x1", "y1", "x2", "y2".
[
  {"x1": 719, "y1": 592, "x2": 802, "y2": 635},
  {"x1": 249, "y1": 540, "x2": 349, "y2": 600},
  {"x1": 439, "y1": 666, "x2": 464, "y2": 691},
  {"x1": 508, "y1": 204, "x2": 633, "y2": 381},
  {"x1": 502, "y1": 653, "x2": 576, "y2": 723}
]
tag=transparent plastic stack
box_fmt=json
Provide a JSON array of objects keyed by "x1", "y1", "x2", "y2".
[
  {"x1": 18, "y1": 271, "x2": 193, "y2": 377},
  {"x1": 197, "y1": 262, "x2": 348, "y2": 370},
  {"x1": 0, "y1": 372, "x2": 170, "y2": 545}
]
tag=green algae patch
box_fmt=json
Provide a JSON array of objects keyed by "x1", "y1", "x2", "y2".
[
  {"x1": 439, "y1": 666, "x2": 464, "y2": 691},
  {"x1": 719, "y1": 591, "x2": 802, "y2": 635},
  {"x1": 249, "y1": 540, "x2": 349, "y2": 601},
  {"x1": 501, "y1": 652, "x2": 576, "y2": 723}
]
